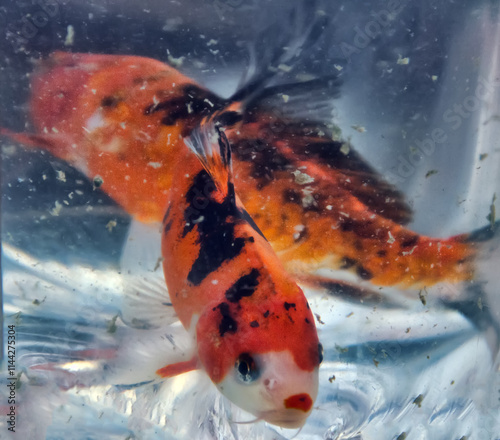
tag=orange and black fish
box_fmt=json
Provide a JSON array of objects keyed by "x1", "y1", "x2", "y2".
[
  {"x1": 1, "y1": 50, "x2": 484, "y2": 291},
  {"x1": 156, "y1": 115, "x2": 322, "y2": 427}
]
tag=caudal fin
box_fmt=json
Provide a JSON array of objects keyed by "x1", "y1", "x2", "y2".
[{"x1": 442, "y1": 220, "x2": 500, "y2": 358}]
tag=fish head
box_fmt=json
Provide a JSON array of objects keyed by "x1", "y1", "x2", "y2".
[
  {"x1": 216, "y1": 350, "x2": 320, "y2": 428},
  {"x1": 196, "y1": 293, "x2": 322, "y2": 428}
]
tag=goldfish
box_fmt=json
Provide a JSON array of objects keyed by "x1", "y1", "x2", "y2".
[
  {"x1": 1, "y1": 51, "x2": 481, "y2": 291},
  {"x1": 156, "y1": 115, "x2": 322, "y2": 427}
]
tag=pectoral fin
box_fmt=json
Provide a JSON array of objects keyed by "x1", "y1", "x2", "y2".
[{"x1": 156, "y1": 356, "x2": 199, "y2": 378}]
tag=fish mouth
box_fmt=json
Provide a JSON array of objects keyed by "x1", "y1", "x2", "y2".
[
  {"x1": 284, "y1": 393, "x2": 313, "y2": 412},
  {"x1": 258, "y1": 408, "x2": 311, "y2": 429}
]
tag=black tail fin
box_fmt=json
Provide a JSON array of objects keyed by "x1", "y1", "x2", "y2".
[
  {"x1": 442, "y1": 220, "x2": 500, "y2": 358},
  {"x1": 230, "y1": 0, "x2": 332, "y2": 105}
]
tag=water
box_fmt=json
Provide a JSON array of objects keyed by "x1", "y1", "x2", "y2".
[{"x1": 1, "y1": 0, "x2": 500, "y2": 439}]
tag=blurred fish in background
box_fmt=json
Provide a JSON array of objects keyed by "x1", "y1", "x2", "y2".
[{"x1": 1, "y1": 0, "x2": 500, "y2": 439}]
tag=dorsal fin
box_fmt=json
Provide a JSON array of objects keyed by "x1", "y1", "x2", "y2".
[{"x1": 184, "y1": 116, "x2": 233, "y2": 197}]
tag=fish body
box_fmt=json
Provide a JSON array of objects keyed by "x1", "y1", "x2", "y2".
[
  {"x1": 158, "y1": 119, "x2": 321, "y2": 427},
  {"x1": 1, "y1": 51, "x2": 476, "y2": 289}
]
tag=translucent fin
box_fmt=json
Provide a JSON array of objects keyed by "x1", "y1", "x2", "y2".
[
  {"x1": 2, "y1": 243, "x2": 124, "y2": 389},
  {"x1": 184, "y1": 116, "x2": 232, "y2": 196},
  {"x1": 243, "y1": 75, "x2": 342, "y2": 127},
  {"x1": 119, "y1": 220, "x2": 178, "y2": 329},
  {"x1": 442, "y1": 220, "x2": 500, "y2": 358},
  {"x1": 231, "y1": 0, "x2": 330, "y2": 104},
  {"x1": 0, "y1": 127, "x2": 71, "y2": 158},
  {"x1": 2, "y1": 243, "x2": 194, "y2": 389}
]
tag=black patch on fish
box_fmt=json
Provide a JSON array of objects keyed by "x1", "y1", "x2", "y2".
[
  {"x1": 299, "y1": 140, "x2": 413, "y2": 225},
  {"x1": 143, "y1": 85, "x2": 225, "y2": 135},
  {"x1": 263, "y1": 310, "x2": 270, "y2": 318},
  {"x1": 101, "y1": 96, "x2": 121, "y2": 108},
  {"x1": 340, "y1": 257, "x2": 357, "y2": 269},
  {"x1": 233, "y1": 138, "x2": 291, "y2": 184},
  {"x1": 305, "y1": 318, "x2": 310, "y2": 324},
  {"x1": 216, "y1": 111, "x2": 243, "y2": 127},
  {"x1": 304, "y1": 141, "x2": 369, "y2": 173},
  {"x1": 338, "y1": 217, "x2": 383, "y2": 240},
  {"x1": 164, "y1": 220, "x2": 173, "y2": 235},
  {"x1": 218, "y1": 302, "x2": 237, "y2": 337},
  {"x1": 163, "y1": 205, "x2": 172, "y2": 224},
  {"x1": 184, "y1": 170, "x2": 251, "y2": 286},
  {"x1": 377, "y1": 250, "x2": 387, "y2": 257},
  {"x1": 284, "y1": 302, "x2": 296, "y2": 311},
  {"x1": 356, "y1": 265, "x2": 373, "y2": 280},
  {"x1": 401, "y1": 236, "x2": 419, "y2": 248},
  {"x1": 283, "y1": 189, "x2": 302, "y2": 205},
  {"x1": 339, "y1": 218, "x2": 357, "y2": 232},
  {"x1": 249, "y1": 320, "x2": 259, "y2": 328},
  {"x1": 163, "y1": 206, "x2": 173, "y2": 234},
  {"x1": 225, "y1": 269, "x2": 260, "y2": 303}
]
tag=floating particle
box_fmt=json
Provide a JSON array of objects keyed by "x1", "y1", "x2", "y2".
[
  {"x1": 32, "y1": 296, "x2": 46, "y2": 306},
  {"x1": 315, "y1": 313, "x2": 325, "y2": 325},
  {"x1": 340, "y1": 143, "x2": 350, "y2": 155},
  {"x1": 292, "y1": 170, "x2": 314, "y2": 185},
  {"x1": 487, "y1": 193, "x2": 496, "y2": 230},
  {"x1": 387, "y1": 231, "x2": 395, "y2": 244},
  {"x1": 413, "y1": 394, "x2": 424, "y2": 408},
  {"x1": 154, "y1": 256, "x2": 164, "y2": 272},
  {"x1": 351, "y1": 124, "x2": 366, "y2": 133},
  {"x1": 419, "y1": 289, "x2": 427, "y2": 306},
  {"x1": 397, "y1": 55, "x2": 410, "y2": 65},
  {"x1": 335, "y1": 344, "x2": 348, "y2": 354},
  {"x1": 50, "y1": 201, "x2": 62, "y2": 216},
  {"x1": 64, "y1": 25, "x2": 75, "y2": 46},
  {"x1": 106, "y1": 220, "x2": 117, "y2": 232},
  {"x1": 425, "y1": 169, "x2": 438, "y2": 178},
  {"x1": 107, "y1": 315, "x2": 119, "y2": 334},
  {"x1": 278, "y1": 63, "x2": 292, "y2": 72},
  {"x1": 167, "y1": 50, "x2": 185, "y2": 67},
  {"x1": 56, "y1": 170, "x2": 66, "y2": 182},
  {"x1": 93, "y1": 175, "x2": 104, "y2": 189}
]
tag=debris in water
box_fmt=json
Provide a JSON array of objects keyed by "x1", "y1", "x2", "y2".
[
  {"x1": 106, "y1": 220, "x2": 117, "y2": 232},
  {"x1": 93, "y1": 175, "x2": 104, "y2": 189},
  {"x1": 487, "y1": 193, "x2": 496, "y2": 230},
  {"x1": 413, "y1": 394, "x2": 425, "y2": 408},
  {"x1": 64, "y1": 25, "x2": 75, "y2": 46}
]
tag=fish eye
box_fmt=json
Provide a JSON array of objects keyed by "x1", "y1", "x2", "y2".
[
  {"x1": 235, "y1": 353, "x2": 260, "y2": 383},
  {"x1": 318, "y1": 343, "x2": 324, "y2": 365}
]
